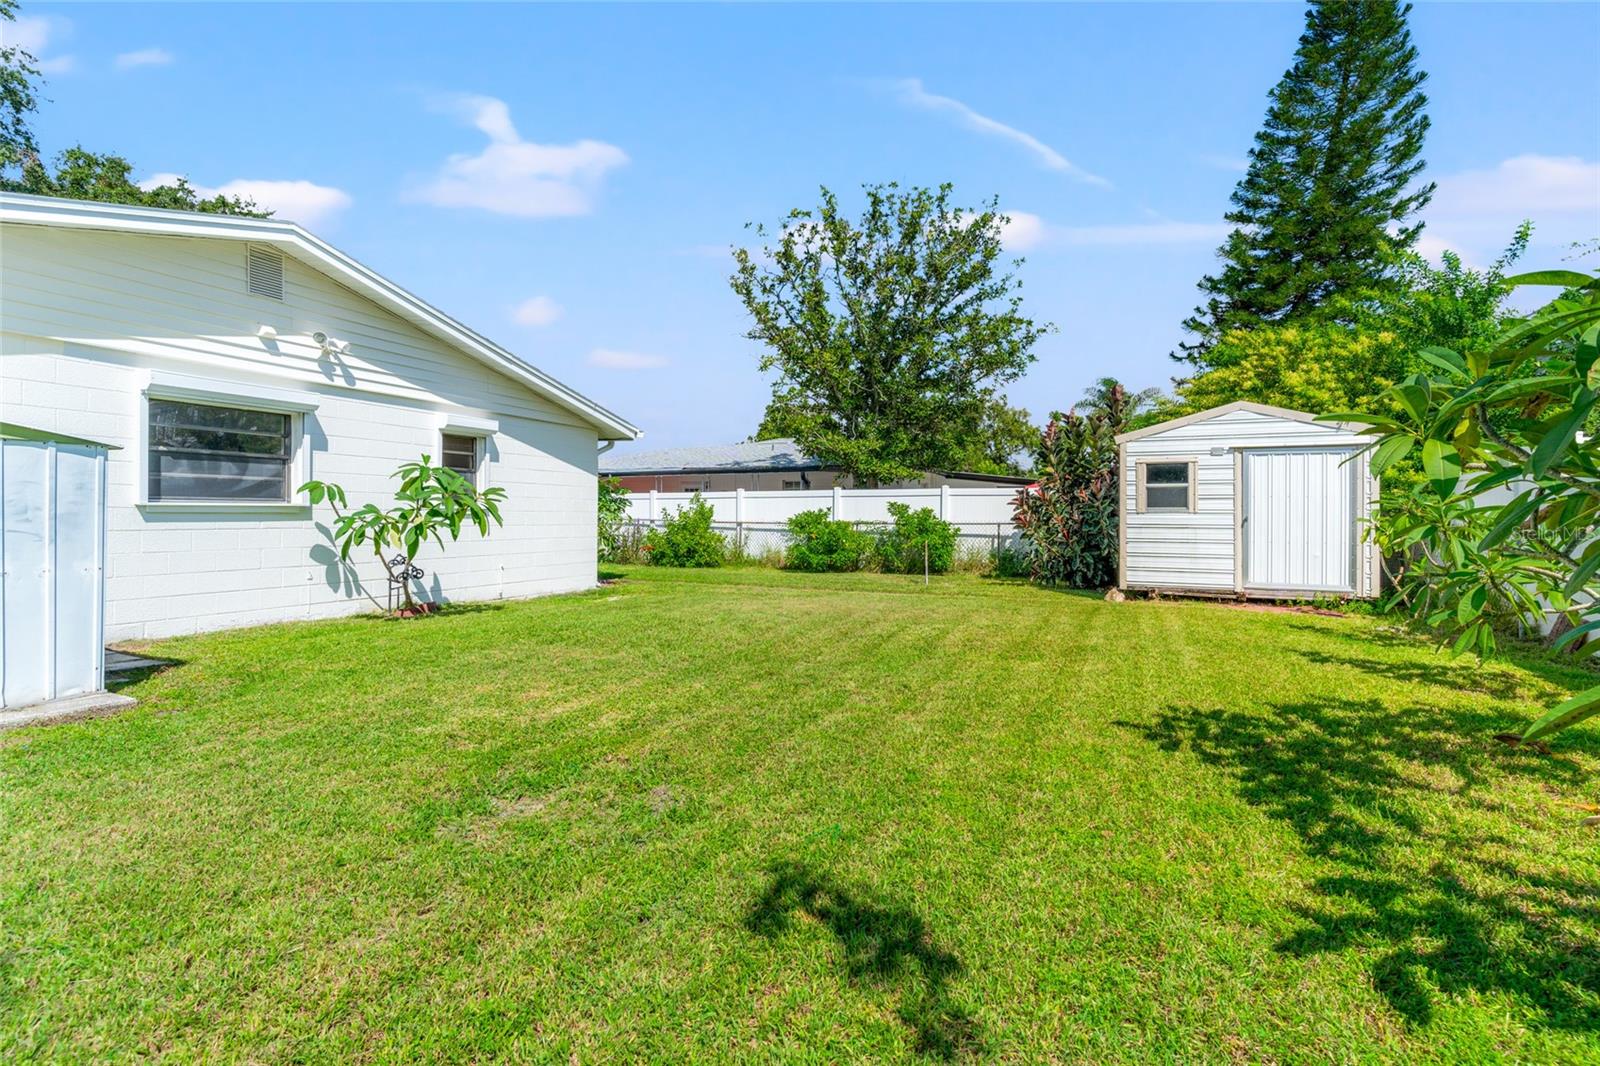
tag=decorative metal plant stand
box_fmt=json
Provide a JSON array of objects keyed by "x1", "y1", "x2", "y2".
[{"x1": 386, "y1": 554, "x2": 426, "y2": 613}]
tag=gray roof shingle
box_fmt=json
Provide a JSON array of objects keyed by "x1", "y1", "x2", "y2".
[{"x1": 600, "y1": 438, "x2": 817, "y2": 475}]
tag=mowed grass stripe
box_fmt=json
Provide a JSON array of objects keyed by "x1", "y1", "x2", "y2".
[{"x1": 2, "y1": 566, "x2": 1596, "y2": 1062}]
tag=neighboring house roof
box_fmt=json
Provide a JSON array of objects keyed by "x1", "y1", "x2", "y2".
[
  {"x1": 1114, "y1": 401, "x2": 1368, "y2": 444},
  {"x1": 0, "y1": 193, "x2": 640, "y2": 442},
  {"x1": 602, "y1": 438, "x2": 817, "y2": 475},
  {"x1": 601, "y1": 437, "x2": 1033, "y2": 485}
]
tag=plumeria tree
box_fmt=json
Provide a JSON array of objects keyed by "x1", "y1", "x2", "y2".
[
  {"x1": 1329, "y1": 270, "x2": 1600, "y2": 744},
  {"x1": 301, "y1": 456, "x2": 506, "y2": 615}
]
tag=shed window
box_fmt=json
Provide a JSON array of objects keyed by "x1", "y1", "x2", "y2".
[
  {"x1": 148, "y1": 400, "x2": 292, "y2": 502},
  {"x1": 1141, "y1": 461, "x2": 1193, "y2": 512},
  {"x1": 781, "y1": 479, "x2": 804, "y2": 491},
  {"x1": 440, "y1": 433, "x2": 480, "y2": 482}
]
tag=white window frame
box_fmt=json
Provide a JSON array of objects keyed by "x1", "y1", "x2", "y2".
[
  {"x1": 436, "y1": 413, "x2": 497, "y2": 489},
  {"x1": 138, "y1": 371, "x2": 317, "y2": 512},
  {"x1": 1136, "y1": 457, "x2": 1197, "y2": 514}
]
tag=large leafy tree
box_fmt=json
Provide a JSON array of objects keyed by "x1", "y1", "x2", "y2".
[
  {"x1": 732, "y1": 183, "x2": 1051, "y2": 485},
  {"x1": 0, "y1": 0, "x2": 38, "y2": 167},
  {"x1": 0, "y1": 2, "x2": 262, "y2": 215},
  {"x1": 1175, "y1": 323, "x2": 1409, "y2": 419},
  {"x1": 4, "y1": 146, "x2": 267, "y2": 214},
  {"x1": 1346, "y1": 224, "x2": 1531, "y2": 356},
  {"x1": 1180, "y1": 0, "x2": 1434, "y2": 363},
  {"x1": 1334, "y1": 270, "x2": 1600, "y2": 744}
]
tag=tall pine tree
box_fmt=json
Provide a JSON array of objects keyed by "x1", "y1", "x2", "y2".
[{"x1": 1179, "y1": 0, "x2": 1433, "y2": 365}]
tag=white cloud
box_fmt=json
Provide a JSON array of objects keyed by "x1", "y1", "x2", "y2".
[
  {"x1": 114, "y1": 48, "x2": 174, "y2": 70},
  {"x1": 587, "y1": 348, "x2": 667, "y2": 370},
  {"x1": 993, "y1": 211, "x2": 1227, "y2": 251},
  {"x1": 1, "y1": 14, "x2": 75, "y2": 74},
  {"x1": 886, "y1": 78, "x2": 1110, "y2": 188},
  {"x1": 512, "y1": 295, "x2": 563, "y2": 327},
  {"x1": 409, "y1": 93, "x2": 629, "y2": 218},
  {"x1": 997, "y1": 211, "x2": 1048, "y2": 251},
  {"x1": 141, "y1": 173, "x2": 353, "y2": 227},
  {"x1": 1430, "y1": 155, "x2": 1599, "y2": 218},
  {"x1": 1199, "y1": 153, "x2": 1249, "y2": 173},
  {"x1": 1411, "y1": 154, "x2": 1599, "y2": 266}
]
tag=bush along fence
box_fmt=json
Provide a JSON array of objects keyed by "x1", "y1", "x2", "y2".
[{"x1": 617, "y1": 487, "x2": 1024, "y2": 571}]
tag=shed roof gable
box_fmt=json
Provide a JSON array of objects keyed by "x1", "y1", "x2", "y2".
[{"x1": 1114, "y1": 401, "x2": 1366, "y2": 444}]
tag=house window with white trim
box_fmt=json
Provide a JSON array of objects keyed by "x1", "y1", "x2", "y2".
[
  {"x1": 440, "y1": 432, "x2": 480, "y2": 483},
  {"x1": 147, "y1": 400, "x2": 293, "y2": 502}
]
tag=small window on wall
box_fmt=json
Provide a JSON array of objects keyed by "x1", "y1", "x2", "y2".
[
  {"x1": 781, "y1": 479, "x2": 804, "y2": 491},
  {"x1": 148, "y1": 400, "x2": 292, "y2": 502},
  {"x1": 440, "y1": 433, "x2": 480, "y2": 482},
  {"x1": 1140, "y1": 460, "x2": 1194, "y2": 512}
]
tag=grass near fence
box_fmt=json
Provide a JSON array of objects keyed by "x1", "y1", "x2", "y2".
[{"x1": 3, "y1": 567, "x2": 1598, "y2": 1062}]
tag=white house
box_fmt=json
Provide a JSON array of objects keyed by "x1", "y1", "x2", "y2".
[
  {"x1": 1116, "y1": 402, "x2": 1380, "y2": 599},
  {"x1": 0, "y1": 193, "x2": 639, "y2": 640}
]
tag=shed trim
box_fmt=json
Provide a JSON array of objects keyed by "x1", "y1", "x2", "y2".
[{"x1": 1114, "y1": 401, "x2": 1367, "y2": 444}]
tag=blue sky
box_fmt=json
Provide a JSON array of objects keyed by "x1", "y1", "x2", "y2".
[{"x1": 9, "y1": 2, "x2": 1599, "y2": 453}]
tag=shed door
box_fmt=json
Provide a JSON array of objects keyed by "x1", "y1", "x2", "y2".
[{"x1": 1242, "y1": 448, "x2": 1357, "y2": 593}]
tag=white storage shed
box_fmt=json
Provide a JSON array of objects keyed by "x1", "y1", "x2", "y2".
[
  {"x1": 0, "y1": 424, "x2": 126, "y2": 716},
  {"x1": 1116, "y1": 402, "x2": 1380, "y2": 600}
]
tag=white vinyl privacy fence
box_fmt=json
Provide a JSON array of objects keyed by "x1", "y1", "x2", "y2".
[{"x1": 623, "y1": 486, "x2": 1023, "y2": 559}]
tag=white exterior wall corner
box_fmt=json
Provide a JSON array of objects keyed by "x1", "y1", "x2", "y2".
[
  {"x1": 1117, "y1": 407, "x2": 1380, "y2": 599},
  {"x1": 1, "y1": 216, "x2": 624, "y2": 639}
]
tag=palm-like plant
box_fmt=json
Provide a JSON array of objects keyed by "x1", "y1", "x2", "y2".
[
  {"x1": 1080, "y1": 377, "x2": 1163, "y2": 429},
  {"x1": 301, "y1": 456, "x2": 506, "y2": 614}
]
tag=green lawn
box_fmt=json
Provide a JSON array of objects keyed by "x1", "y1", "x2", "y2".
[{"x1": 3, "y1": 567, "x2": 1597, "y2": 1063}]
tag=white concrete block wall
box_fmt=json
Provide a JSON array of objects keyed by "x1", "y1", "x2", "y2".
[{"x1": 2, "y1": 224, "x2": 609, "y2": 640}]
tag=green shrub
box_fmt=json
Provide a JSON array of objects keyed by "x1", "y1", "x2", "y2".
[
  {"x1": 597, "y1": 476, "x2": 630, "y2": 562},
  {"x1": 643, "y1": 494, "x2": 726, "y2": 567},
  {"x1": 1012, "y1": 408, "x2": 1119, "y2": 588},
  {"x1": 875, "y1": 502, "x2": 957, "y2": 574},
  {"x1": 785, "y1": 509, "x2": 874, "y2": 572},
  {"x1": 991, "y1": 543, "x2": 1033, "y2": 578}
]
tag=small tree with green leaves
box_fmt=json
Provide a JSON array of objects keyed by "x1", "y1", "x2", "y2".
[
  {"x1": 876, "y1": 503, "x2": 957, "y2": 575},
  {"x1": 300, "y1": 456, "x2": 506, "y2": 614},
  {"x1": 597, "y1": 476, "x2": 630, "y2": 562},
  {"x1": 1329, "y1": 270, "x2": 1600, "y2": 745}
]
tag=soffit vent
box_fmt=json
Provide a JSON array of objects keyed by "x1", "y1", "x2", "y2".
[{"x1": 246, "y1": 245, "x2": 285, "y2": 300}]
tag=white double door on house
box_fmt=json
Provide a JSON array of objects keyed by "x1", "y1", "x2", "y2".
[{"x1": 1241, "y1": 447, "x2": 1359, "y2": 594}]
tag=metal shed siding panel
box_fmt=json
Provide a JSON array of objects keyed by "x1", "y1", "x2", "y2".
[
  {"x1": 0, "y1": 441, "x2": 106, "y2": 707},
  {"x1": 1243, "y1": 449, "x2": 1355, "y2": 592},
  {"x1": 1120, "y1": 409, "x2": 1374, "y2": 596},
  {"x1": 51, "y1": 446, "x2": 105, "y2": 698},
  {"x1": 1, "y1": 442, "x2": 51, "y2": 706}
]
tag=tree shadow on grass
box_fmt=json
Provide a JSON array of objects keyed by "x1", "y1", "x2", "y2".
[
  {"x1": 746, "y1": 860, "x2": 983, "y2": 1059},
  {"x1": 1120, "y1": 698, "x2": 1600, "y2": 1031}
]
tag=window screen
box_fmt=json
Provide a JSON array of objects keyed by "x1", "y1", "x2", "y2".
[
  {"x1": 441, "y1": 433, "x2": 479, "y2": 480},
  {"x1": 148, "y1": 400, "x2": 291, "y2": 502},
  {"x1": 1144, "y1": 462, "x2": 1191, "y2": 511}
]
